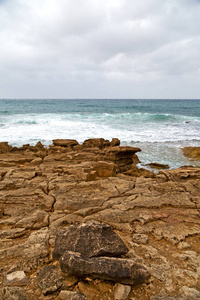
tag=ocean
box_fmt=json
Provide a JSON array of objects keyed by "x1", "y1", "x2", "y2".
[{"x1": 0, "y1": 99, "x2": 200, "y2": 169}]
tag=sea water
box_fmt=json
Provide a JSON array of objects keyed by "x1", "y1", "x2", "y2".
[{"x1": 0, "y1": 99, "x2": 200, "y2": 169}]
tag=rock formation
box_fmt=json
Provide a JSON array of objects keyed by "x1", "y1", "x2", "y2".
[
  {"x1": 0, "y1": 138, "x2": 200, "y2": 299},
  {"x1": 182, "y1": 146, "x2": 200, "y2": 161}
]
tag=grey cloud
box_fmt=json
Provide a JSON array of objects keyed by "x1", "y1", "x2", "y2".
[{"x1": 0, "y1": 0, "x2": 200, "y2": 98}]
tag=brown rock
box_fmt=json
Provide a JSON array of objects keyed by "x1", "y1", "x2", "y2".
[
  {"x1": 78, "y1": 281, "x2": 101, "y2": 298},
  {"x1": 0, "y1": 287, "x2": 28, "y2": 300},
  {"x1": 147, "y1": 163, "x2": 169, "y2": 170},
  {"x1": 35, "y1": 141, "x2": 44, "y2": 148},
  {"x1": 0, "y1": 142, "x2": 12, "y2": 153},
  {"x1": 4, "y1": 271, "x2": 28, "y2": 286},
  {"x1": 105, "y1": 146, "x2": 141, "y2": 173},
  {"x1": 15, "y1": 210, "x2": 49, "y2": 229},
  {"x1": 114, "y1": 283, "x2": 131, "y2": 300},
  {"x1": 38, "y1": 265, "x2": 63, "y2": 295},
  {"x1": 53, "y1": 139, "x2": 79, "y2": 147},
  {"x1": 182, "y1": 147, "x2": 200, "y2": 160},
  {"x1": 53, "y1": 223, "x2": 128, "y2": 260},
  {"x1": 110, "y1": 138, "x2": 120, "y2": 146},
  {"x1": 60, "y1": 251, "x2": 150, "y2": 285},
  {"x1": 59, "y1": 290, "x2": 87, "y2": 300},
  {"x1": 93, "y1": 161, "x2": 116, "y2": 177},
  {"x1": 82, "y1": 138, "x2": 106, "y2": 149}
]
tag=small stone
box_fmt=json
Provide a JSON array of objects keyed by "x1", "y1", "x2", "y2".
[
  {"x1": 38, "y1": 265, "x2": 63, "y2": 295},
  {"x1": 78, "y1": 281, "x2": 101, "y2": 298},
  {"x1": 59, "y1": 290, "x2": 87, "y2": 300},
  {"x1": 177, "y1": 242, "x2": 190, "y2": 250},
  {"x1": 0, "y1": 287, "x2": 28, "y2": 300},
  {"x1": 114, "y1": 283, "x2": 131, "y2": 300},
  {"x1": 4, "y1": 271, "x2": 28, "y2": 286},
  {"x1": 180, "y1": 286, "x2": 200, "y2": 299},
  {"x1": 98, "y1": 281, "x2": 113, "y2": 293},
  {"x1": 132, "y1": 234, "x2": 149, "y2": 244},
  {"x1": 62, "y1": 275, "x2": 78, "y2": 288}
]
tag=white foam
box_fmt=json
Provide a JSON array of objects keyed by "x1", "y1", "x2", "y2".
[{"x1": 1, "y1": 112, "x2": 200, "y2": 168}]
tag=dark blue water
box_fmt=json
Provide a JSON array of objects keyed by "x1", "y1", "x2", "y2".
[{"x1": 0, "y1": 99, "x2": 200, "y2": 116}]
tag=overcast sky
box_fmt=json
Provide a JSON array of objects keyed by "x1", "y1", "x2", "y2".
[{"x1": 0, "y1": 0, "x2": 200, "y2": 99}]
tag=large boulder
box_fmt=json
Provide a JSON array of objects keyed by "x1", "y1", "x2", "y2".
[
  {"x1": 53, "y1": 223, "x2": 128, "y2": 260},
  {"x1": 60, "y1": 251, "x2": 150, "y2": 285}
]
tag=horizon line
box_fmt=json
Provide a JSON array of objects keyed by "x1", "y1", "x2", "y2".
[{"x1": 0, "y1": 98, "x2": 200, "y2": 101}]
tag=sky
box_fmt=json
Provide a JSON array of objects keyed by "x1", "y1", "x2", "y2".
[{"x1": 0, "y1": 0, "x2": 200, "y2": 99}]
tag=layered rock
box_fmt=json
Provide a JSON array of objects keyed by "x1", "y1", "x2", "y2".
[{"x1": 0, "y1": 139, "x2": 200, "y2": 299}]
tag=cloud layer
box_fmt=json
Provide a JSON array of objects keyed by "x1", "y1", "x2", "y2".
[{"x1": 0, "y1": 0, "x2": 200, "y2": 98}]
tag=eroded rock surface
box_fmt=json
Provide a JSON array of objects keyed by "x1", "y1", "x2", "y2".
[{"x1": 0, "y1": 139, "x2": 200, "y2": 299}]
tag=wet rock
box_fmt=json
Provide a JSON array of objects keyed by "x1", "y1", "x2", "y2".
[
  {"x1": 114, "y1": 283, "x2": 131, "y2": 300},
  {"x1": 53, "y1": 223, "x2": 128, "y2": 260},
  {"x1": 4, "y1": 271, "x2": 28, "y2": 286},
  {"x1": 0, "y1": 287, "x2": 28, "y2": 300},
  {"x1": 38, "y1": 265, "x2": 63, "y2": 295},
  {"x1": 60, "y1": 251, "x2": 150, "y2": 285}
]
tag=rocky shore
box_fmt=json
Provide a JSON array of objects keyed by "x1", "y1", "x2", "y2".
[{"x1": 0, "y1": 139, "x2": 200, "y2": 300}]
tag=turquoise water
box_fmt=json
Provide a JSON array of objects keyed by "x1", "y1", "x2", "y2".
[{"x1": 0, "y1": 99, "x2": 200, "y2": 168}]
